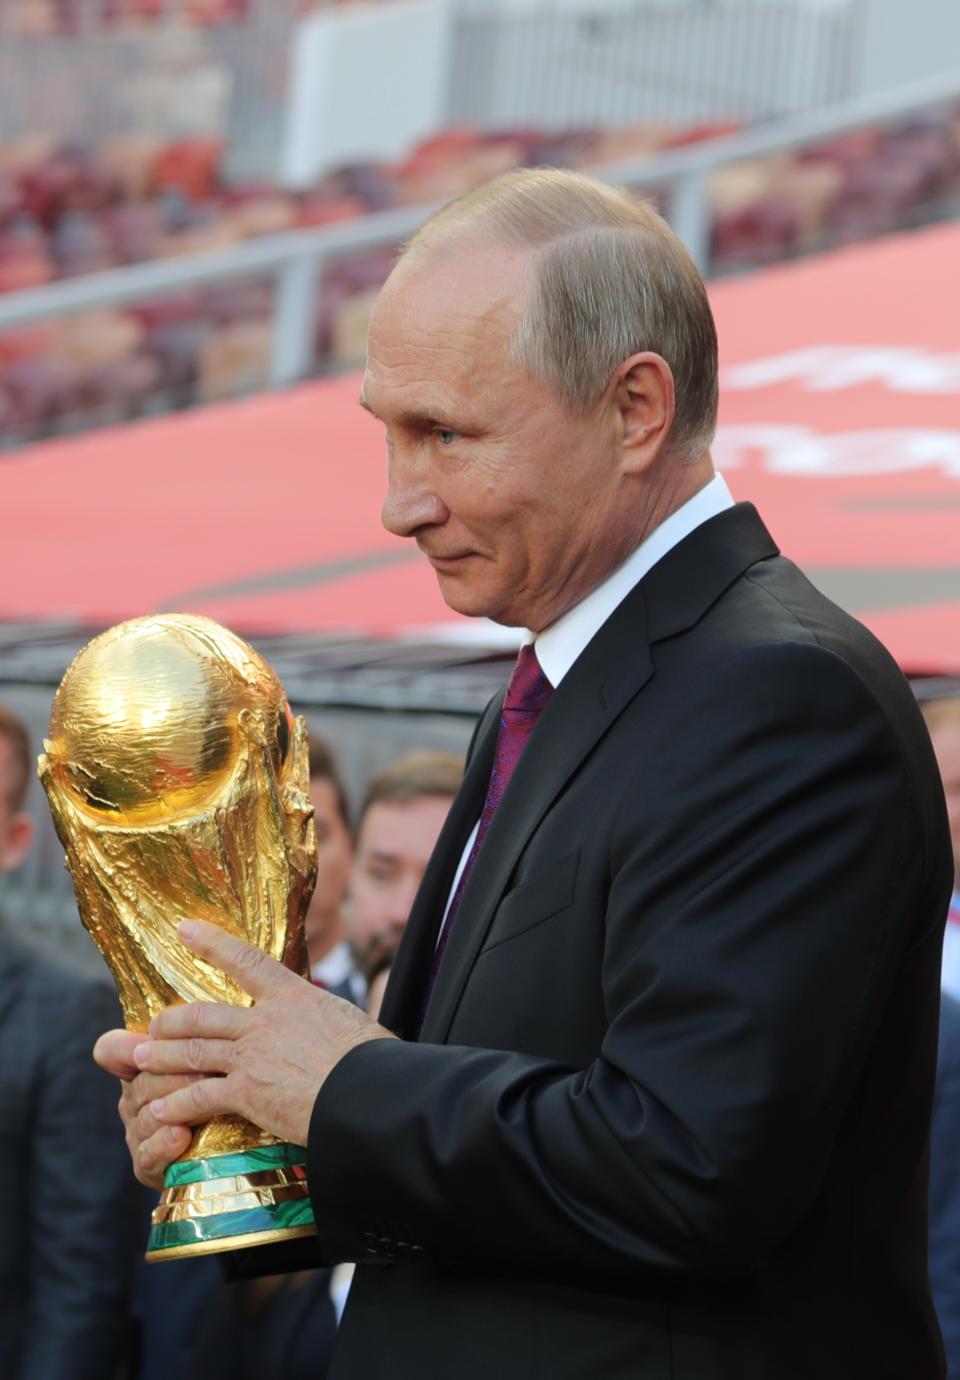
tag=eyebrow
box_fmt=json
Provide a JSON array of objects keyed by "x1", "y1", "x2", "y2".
[
  {"x1": 357, "y1": 393, "x2": 462, "y2": 432},
  {"x1": 364, "y1": 849, "x2": 402, "y2": 866}
]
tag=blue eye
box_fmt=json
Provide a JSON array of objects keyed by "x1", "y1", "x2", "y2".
[{"x1": 436, "y1": 429, "x2": 459, "y2": 446}]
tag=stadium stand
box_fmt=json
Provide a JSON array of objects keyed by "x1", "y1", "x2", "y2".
[
  {"x1": 0, "y1": 102, "x2": 958, "y2": 445},
  {"x1": 0, "y1": 1, "x2": 251, "y2": 34}
]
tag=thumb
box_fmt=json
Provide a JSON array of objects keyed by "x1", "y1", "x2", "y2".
[{"x1": 94, "y1": 1027, "x2": 145, "y2": 1082}]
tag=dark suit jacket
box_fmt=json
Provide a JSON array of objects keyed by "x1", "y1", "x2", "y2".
[
  {"x1": 305, "y1": 504, "x2": 953, "y2": 1379},
  {"x1": 931, "y1": 993, "x2": 960, "y2": 1379},
  {"x1": 135, "y1": 1253, "x2": 337, "y2": 1380},
  {"x1": 0, "y1": 917, "x2": 139, "y2": 1380}
]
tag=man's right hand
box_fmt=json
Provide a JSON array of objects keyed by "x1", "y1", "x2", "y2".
[{"x1": 93, "y1": 1029, "x2": 195, "y2": 1190}]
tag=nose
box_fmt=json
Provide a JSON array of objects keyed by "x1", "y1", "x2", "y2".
[
  {"x1": 394, "y1": 872, "x2": 426, "y2": 929},
  {"x1": 381, "y1": 450, "x2": 448, "y2": 538},
  {"x1": 380, "y1": 874, "x2": 421, "y2": 934}
]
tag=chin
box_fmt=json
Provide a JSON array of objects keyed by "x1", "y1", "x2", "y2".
[
  {"x1": 435, "y1": 575, "x2": 494, "y2": 621},
  {"x1": 434, "y1": 572, "x2": 525, "y2": 626}
]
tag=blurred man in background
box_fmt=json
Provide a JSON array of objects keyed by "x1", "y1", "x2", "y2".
[
  {"x1": 343, "y1": 749, "x2": 463, "y2": 1006},
  {"x1": 925, "y1": 697, "x2": 960, "y2": 997},
  {"x1": 326, "y1": 749, "x2": 463, "y2": 1316},
  {"x1": 922, "y1": 693, "x2": 960, "y2": 1378},
  {"x1": 0, "y1": 700, "x2": 138, "y2": 1380},
  {"x1": 304, "y1": 738, "x2": 353, "y2": 989}
]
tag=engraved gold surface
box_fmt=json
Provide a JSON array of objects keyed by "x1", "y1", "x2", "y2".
[
  {"x1": 152, "y1": 1183, "x2": 310, "y2": 1224},
  {"x1": 38, "y1": 613, "x2": 318, "y2": 1164},
  {"x1": 163, "y1": 1167, "x2": 307, "y2": 1203}
]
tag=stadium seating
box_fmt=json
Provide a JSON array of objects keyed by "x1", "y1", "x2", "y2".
[
  {"x1": 0, "y1": 2, "x2": 249, "y2": 35},
  {"x1": 0, "y1": 107, "x2": 958, "y2": 445}
]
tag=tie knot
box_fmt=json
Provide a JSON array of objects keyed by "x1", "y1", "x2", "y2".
[{"x1": 504, "y1": 644, "x2": 552, "y2": 715}]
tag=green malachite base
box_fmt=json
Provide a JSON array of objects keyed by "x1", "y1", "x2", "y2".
[
  {"x1": 146, "y1": 1143, "x2": 317, "y2": 1262},
  {"x1": 164, "y1": 1142, "x2": 307, "y2": 1187}
]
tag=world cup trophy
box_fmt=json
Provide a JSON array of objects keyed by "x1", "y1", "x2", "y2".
[{"x1": 38, "y1": 613, "x2": 319, "y2": 1262}]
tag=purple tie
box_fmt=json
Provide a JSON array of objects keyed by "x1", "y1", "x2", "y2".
[{"x1": 422, "y1": 645, "x2": 553, "y2": 1017}]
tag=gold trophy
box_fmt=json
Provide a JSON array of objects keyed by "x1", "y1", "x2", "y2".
[{"x1": 38, "y1": 613, "x2": 319, "y2": 1261}]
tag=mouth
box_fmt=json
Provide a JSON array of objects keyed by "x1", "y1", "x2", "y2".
[
  {"x1": 423, "y1": 550, "x2": 474, "y2": 571},
  {"x1": 364, "y1": 934, "x2": 400, "y2": 976}
]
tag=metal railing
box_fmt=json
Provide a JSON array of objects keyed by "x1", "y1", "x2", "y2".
[{"x1": 0, "y1": 69, "x2": 958, "y2": 396}]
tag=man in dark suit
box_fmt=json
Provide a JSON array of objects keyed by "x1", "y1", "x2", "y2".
[
  {"x1": 923, "y1": 694, "x2": 960, "y2": 1376},
  {"x1": 0, "y1": 702, "x2": 138, "y2": 1379},
  {"x1": 98, "y1": 169, "x2": 953, "y2": 1379},
  {"x1": 931, "y1": 992, "x2": 960, "y2": 1379}
]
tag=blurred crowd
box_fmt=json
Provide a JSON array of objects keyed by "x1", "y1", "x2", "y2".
[
  {"x1": 1, "y1": 105, "x2": 959, "y2": 444},
  {"x1": 0, "y1": 695, "x2": 463, "y2": 1379}
]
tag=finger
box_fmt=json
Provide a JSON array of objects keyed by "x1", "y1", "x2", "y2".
[
  {"x1": 136, "y1": 1123, "x2": 193, "y2": 1191},
  {"x1": 135, "y1": 1092, "x2": 187, "y2": 1149},
  {"x1": 135, "y1": 1037, "x2": 237, "y2": 1077},
  {"x1": 94, "y1": 1028, "x2": 144, "y2": 1081},
  {"x1": 149, "y1": 1000, "x2": 248, "y2": 1041},
  {"x1": 177, "y1": 919, "x2": 291, "y2": 1002},
  {"x1": 121, "y1": 1071, "x2": 207, "y2": 1118},
  {"x1": 151, "y1": 1075, "x2": 241, "y2": 1128}
]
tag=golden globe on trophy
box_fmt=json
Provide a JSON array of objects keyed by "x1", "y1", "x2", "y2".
[{"x1": 38, "y1": 613, "x2": 319, "y2": 1262}]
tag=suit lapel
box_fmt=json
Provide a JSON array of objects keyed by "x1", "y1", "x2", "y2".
[
  {"x1": 379, "y1": 697, "x2": 500, "y2": 1039},
  {"x1": 398, "y1": 503, "x2": 780, "y2": 1045},
  {"x1": 420, "y1": 595, "x2": 655, "y2": 1043}
]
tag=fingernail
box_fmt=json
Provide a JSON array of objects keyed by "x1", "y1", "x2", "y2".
[
  {"x1": 133, "y1": 1042, "x2": 151, "y2": 1068},
  {"x1": 165, "y1": 1126, "x2": 184, "y2": 1147},
  {"x1": 150, "y1": 1098, "x2": 166, "y2": 1118},
  {"x1": 179, "y1": 920, "x2": 200, "y2": 940}
]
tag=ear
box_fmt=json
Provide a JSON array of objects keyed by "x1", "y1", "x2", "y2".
[
  {"x1": 0, "y1": 812, "x2": 34, "y2": 872},
  {"x1": 611, "y1": 352, "x2": 676, "y2": 474}
]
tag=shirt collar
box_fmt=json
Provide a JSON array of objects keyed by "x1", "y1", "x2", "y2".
[
  {"x1": 310, "y1": 938, "x2": 354, "y2": 986},
  {"x1": 531, "y1": 473, "x2": 735, "y2": 687}
]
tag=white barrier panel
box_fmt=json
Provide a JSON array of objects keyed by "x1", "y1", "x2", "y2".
[{"x1": 282, "y1": 0, "x2": 453, "y2": 189}]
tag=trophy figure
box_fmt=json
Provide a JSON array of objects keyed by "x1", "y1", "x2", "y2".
[{"x1": 38, "y1": 613, "x2": 319, "y2": 1262}]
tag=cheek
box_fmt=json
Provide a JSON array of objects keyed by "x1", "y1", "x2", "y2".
[
  {"x1": 449, "y1": 464, "x2": 526, "y2": 538},
  {"x1": 349, "y1": 883, "x2": 379, "y2": 928},
  {"x1": 315, "y1": 841, "x2": 338, "y2": 873}
]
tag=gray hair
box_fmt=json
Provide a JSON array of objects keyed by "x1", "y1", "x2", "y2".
[{"x1": 401, "y1": 168, "x2": 718, "y2": 462}]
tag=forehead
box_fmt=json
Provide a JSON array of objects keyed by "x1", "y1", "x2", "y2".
[
  {"x1": 358, "y1": 795, "x2": 452, "y2": 857},
  {"x1": 309, "y1": 775, "x2": 342, "y2": 817},
  {"x1": 0, "y1": 735, "x2": 13, "y2": 796},
  {"x1": 931, "y1": 716, "x2": 960, "y2": 771},
  {"x1": 363, "y1": 248, "x2": 532, "y2": 411}
]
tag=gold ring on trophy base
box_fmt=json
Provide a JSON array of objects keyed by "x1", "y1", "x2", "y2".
[
  {"x1": 162, "y1": 1166, "x2": 308, "y2": 1203},
  {"x1": 152, "y1": 1182, "x2": 311, "y2": 1224},
  {"x1": 145, "y1": 1223, "x2": 317, "y2": 1263}
]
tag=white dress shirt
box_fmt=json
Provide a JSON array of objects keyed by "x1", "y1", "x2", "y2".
[
  {"x1": 941, "y1": 890, "x2": 960, "y2": 1001},
  {"x1": 310, "y1": 938, "x2": 367, "y2": 1005},
  {"x1": 441, "y1": 474, "x2": 735, "y2": 924}
]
